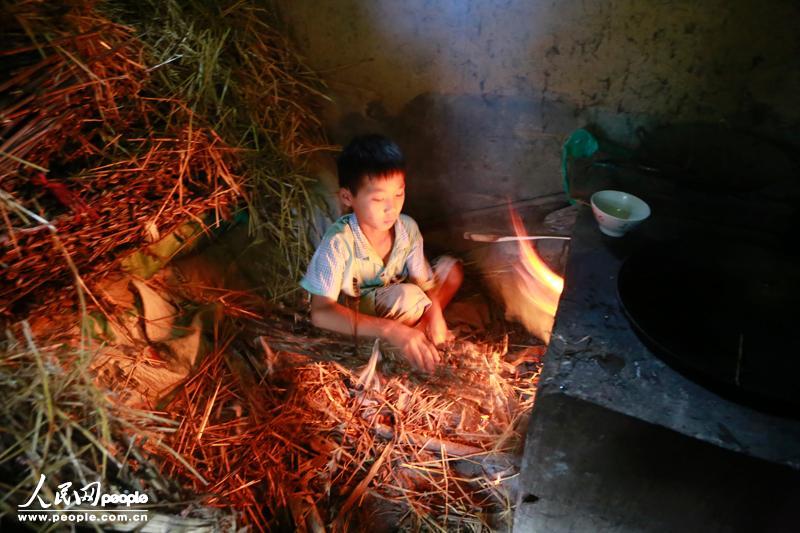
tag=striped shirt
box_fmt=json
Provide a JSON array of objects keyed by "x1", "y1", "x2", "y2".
[{"x1": 300, "y1": 213, "x2": 435, "y2": 300}]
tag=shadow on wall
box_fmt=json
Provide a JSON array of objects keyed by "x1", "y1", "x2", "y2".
[
  {"x1": 279, "y1": 0, "x2": 800, "y2": 247},
  {"x1": 284, "y1": 2, "x2": 800, "y2": 139}
]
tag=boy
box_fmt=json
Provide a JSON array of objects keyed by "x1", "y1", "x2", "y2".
[{"x1": 300, "y1": 135, "x2": 463, "y2": 372}]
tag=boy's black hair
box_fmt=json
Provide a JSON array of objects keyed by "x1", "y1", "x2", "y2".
[{"x1": 337, "y1": 134, "x2": 405, "y2": 194}]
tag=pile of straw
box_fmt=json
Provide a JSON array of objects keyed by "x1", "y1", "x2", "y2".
[
  {"x1": 2, "y1": 277, "x2": 544, "y2": 531},
  {"x1": 0, "y1": 4, "x2": 241, "y2": 320},
  {"x1": 0, "y1": 321, "x2": 233, "y2": 528},
  {"x1": 104, "y1": 0, "x2": 335, "y2": 298},
  {"x1": 78, "y1": 268, "x2": 544, "y2": 530},
  {"x1": 1, "y1": 0, "x2": 332, "y2": 321},
  {"x1": 1, "y1": 2, "x2": 545, "y2": 530},
  {"x1": 145, "y1": 302, "x2": 544, "y2": 531}
]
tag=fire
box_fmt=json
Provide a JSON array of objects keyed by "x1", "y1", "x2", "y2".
[{"x1": 508, "y1": 208, "x2": 565, "y2": 340}]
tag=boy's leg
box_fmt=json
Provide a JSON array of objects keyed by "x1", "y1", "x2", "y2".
[
  {"x1": 351, "y1": 257, "x2": 462, "y2": 327},
  {"x1": 428, "y1": 256, "x2": 464, "y2": 310},
  {"x1": 372, "y1": 284, "x2": 431, "y2": 326}
]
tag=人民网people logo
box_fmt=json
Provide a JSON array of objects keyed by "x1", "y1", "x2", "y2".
[{"x1": 18, "y1": 473, "x2": 149, "y2": 509}]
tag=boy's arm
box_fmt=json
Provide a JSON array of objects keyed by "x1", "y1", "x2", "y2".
[{"x1": 310, "y1": 294, "x2": 440, "y2": 372}]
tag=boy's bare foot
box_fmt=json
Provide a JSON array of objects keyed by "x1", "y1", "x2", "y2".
[
  {"x1": 423, "y1": 259, "x2": 462, "y2": 346},
  {"x1": 419, "y1": 302, "x2": 452, "y2": 347}
]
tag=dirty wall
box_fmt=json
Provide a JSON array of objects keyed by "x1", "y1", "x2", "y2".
[{"x1": 278, "y1": 0, "x2": 799, "y2": 246}]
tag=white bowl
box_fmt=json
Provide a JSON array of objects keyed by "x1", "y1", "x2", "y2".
[{"x1": 590, "y1": 190, "x2": 651, "y2": 237}]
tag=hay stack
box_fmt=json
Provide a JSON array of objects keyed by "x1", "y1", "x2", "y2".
[
  {"x1": 0, "y1": 0, "x2": 332, "y2": 321},
  {"x1": 0, "y1": 3, "x2": 241, "y2": 322},
  {"x1": 0, "y1": 0, "x2": 331, "y2": 530},
  {"x1": 0, "y1": 2, "x2": 545, "y2": 531}
]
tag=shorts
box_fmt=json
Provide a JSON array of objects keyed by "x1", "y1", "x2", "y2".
[{"x1": 340, "y1": 256, "x2": 460, "y2": 325}]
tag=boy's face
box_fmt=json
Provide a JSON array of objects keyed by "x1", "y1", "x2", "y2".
[{"x1": 341, "y1": 171, "x2": 406, "y2": 234}]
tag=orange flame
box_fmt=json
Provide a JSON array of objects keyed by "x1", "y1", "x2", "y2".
[{"x1": 509, "y1": 208, "x2": 565, "y2": 329}]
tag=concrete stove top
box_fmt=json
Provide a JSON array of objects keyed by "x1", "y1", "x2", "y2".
[
  {"x1": 513, "y1": 206, "x2": 800, "y2": 533},
  {"x1": 537, "y1": 208, "x2": 800, "y2": 467}
]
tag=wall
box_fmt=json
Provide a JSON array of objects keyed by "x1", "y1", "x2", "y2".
[{"x1": 278, "y1": 0, "x2": 800, "y2": 241}]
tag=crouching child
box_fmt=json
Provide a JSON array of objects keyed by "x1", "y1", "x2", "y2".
[{"x1": 300, "y1": 135, "x2": 463, "y2": 372}]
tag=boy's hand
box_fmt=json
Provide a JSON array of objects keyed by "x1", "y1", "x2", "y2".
[
  {"x1": 384, "y1": 324, "x2": 440, "y2": 373},
  {"x1": 422, "y1": 302, "x2": 452, "y2": 347}
]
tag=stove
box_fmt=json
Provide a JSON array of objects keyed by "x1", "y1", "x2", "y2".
[
  {"x1": 618, "y1": 237, "x2": 800, "y2": 415},
  {"x1": 513, "y1": 204, "x2": 800, "y2": 532}
]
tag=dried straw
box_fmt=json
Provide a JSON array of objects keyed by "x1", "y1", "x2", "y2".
[
  {"x1": 2, "y1": 2, "x2": 545, "y2": 530},
  {"x1": 140, "y1": 292, "x2": 544, "y2": 531},
  {"x1": 0, "y1": 3, "x2": 241, "y2": 321},
  {"x1": 1, "y1": 0, "x2": 334, "y2": 321},
  {"x1": 0, "y1": 322, "x2": 228, "y2": 529},
  {"x1": 102, "y1": 0, "x2": 337, "y2": 298}
]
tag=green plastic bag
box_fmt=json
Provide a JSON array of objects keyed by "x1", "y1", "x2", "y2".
[{"x1": 560, "y1": 129, "x2": 599, "y2": 205}]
